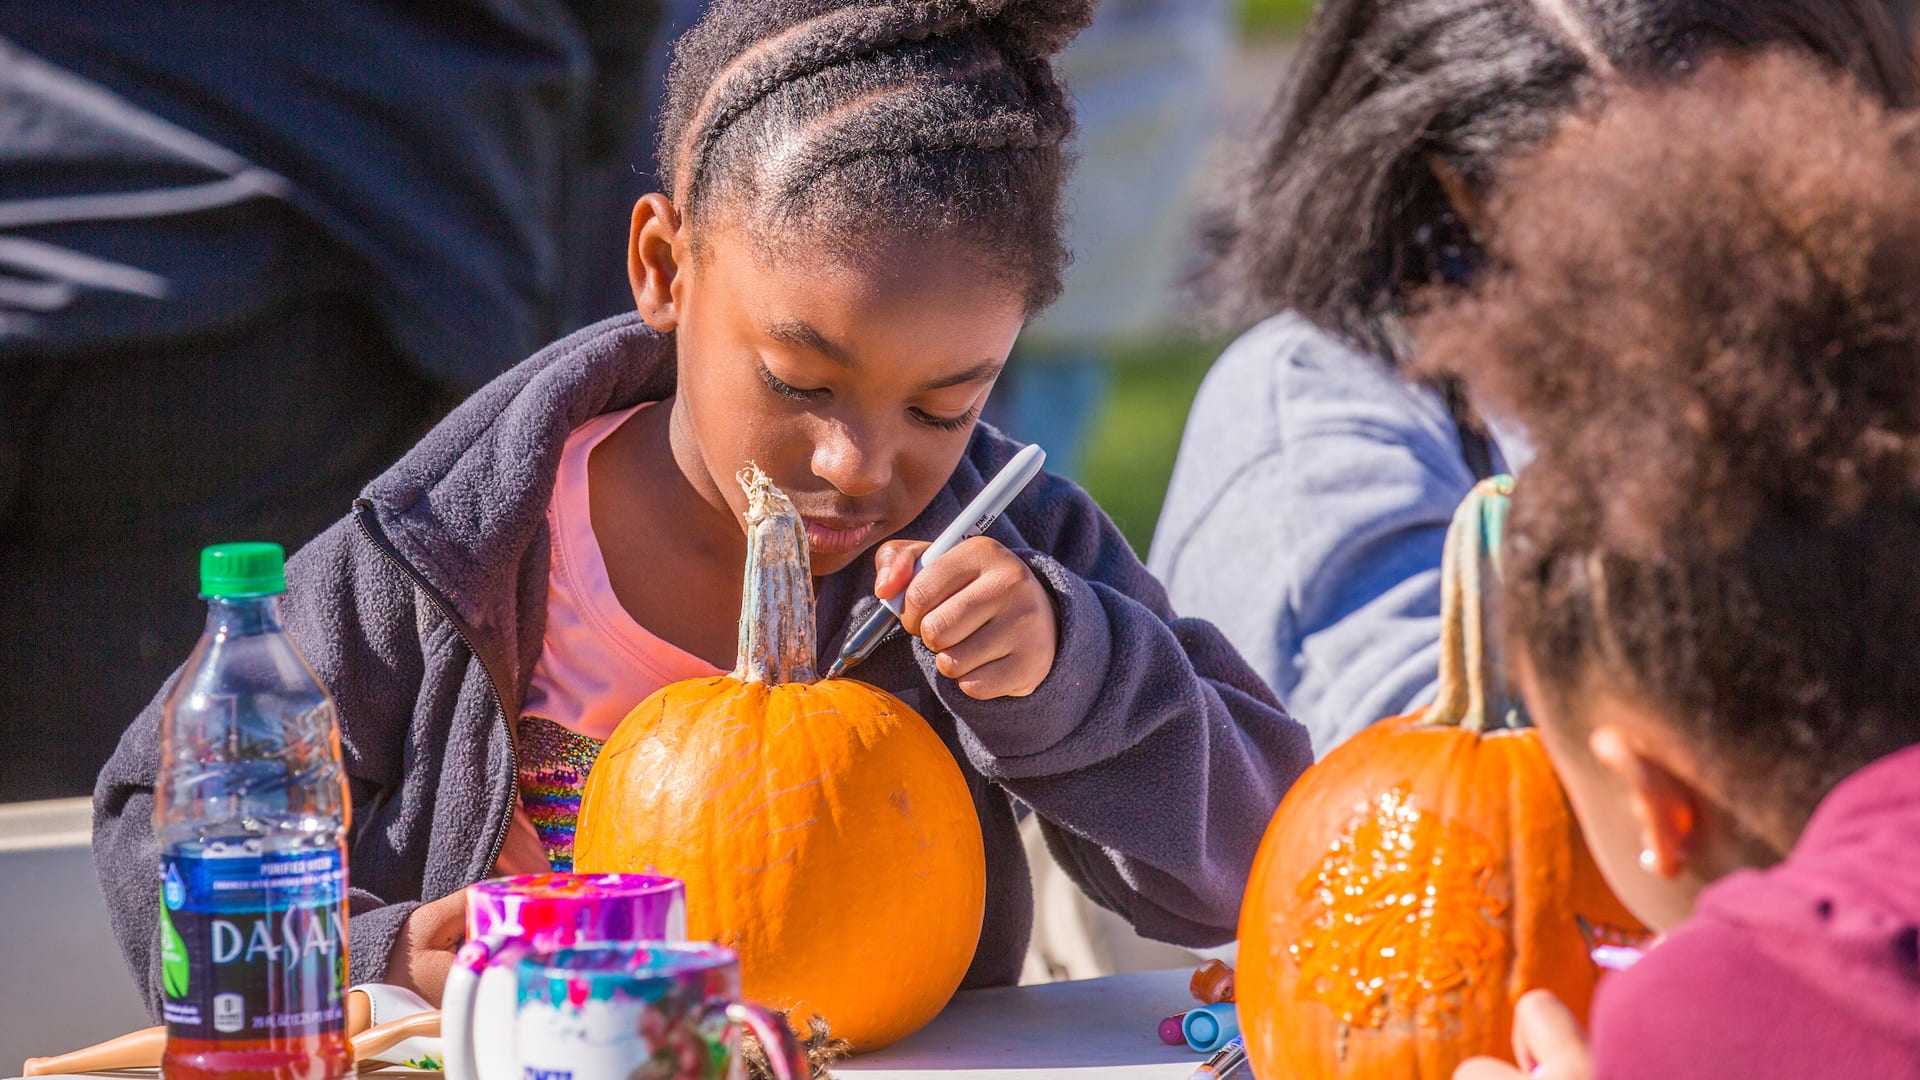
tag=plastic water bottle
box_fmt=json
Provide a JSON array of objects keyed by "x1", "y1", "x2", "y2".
[{"x1": 155, "y1": 543, "x2": 352, "y2": 1080}]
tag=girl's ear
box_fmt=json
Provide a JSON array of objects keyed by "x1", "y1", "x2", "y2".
[
  {"x1": 1588, "y1": 725, "x2": 1699, "y2": 881},
  {"x1": 1429, "y1": 157, "x2": 1488, "y2": 238},
  {"x1": 630, "y1": 193, "x2": 685, "y2": 332}
]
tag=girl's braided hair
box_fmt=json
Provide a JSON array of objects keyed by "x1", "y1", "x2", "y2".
[
  {"x1": 1203, "y1": 0, "x2": 1916, "y2": 364},
  {"x1": 1418, "y1": 52, "x2": 1920, "y2": 827},
  {"x1": 658, "y1": 0, "x2": 1093, "y2": 314}
]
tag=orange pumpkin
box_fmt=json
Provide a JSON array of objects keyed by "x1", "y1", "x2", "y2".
[
  {"x1": 1237, "y1": 476, "x2": 1646, "y2": 1078},
  {"x1": 574, "y1": 465, "x2": 987, "y2": 1051}
]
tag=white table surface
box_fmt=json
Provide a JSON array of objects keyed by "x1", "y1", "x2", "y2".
[
  {"x1": 837, "y1": 968, "x2": 1199, "y2": 1078},
  {"x1": 11, "y1": 968, "x2": 1208, "y2": 1080}
]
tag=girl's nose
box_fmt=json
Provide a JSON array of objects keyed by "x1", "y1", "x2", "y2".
[{"x1": 811, "y1": 420, "x2": 892, "y2": 498}]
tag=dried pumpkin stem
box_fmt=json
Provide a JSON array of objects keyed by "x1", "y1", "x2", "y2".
[
  {"x1": 733, "y1": 464, "x2": 820, "y2": 685},
  {"x1": 1419, "y1": 475, "x2": 1527, "y2": 733}
]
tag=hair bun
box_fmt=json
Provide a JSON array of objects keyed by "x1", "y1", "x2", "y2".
[{"x1": 958, "y1": 0, "x2": 1094, "y2": 59}]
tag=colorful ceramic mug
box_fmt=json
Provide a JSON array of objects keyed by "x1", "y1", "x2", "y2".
[
  {"x1": 445, "y1": 873, "x2": 688, "y2": 1080},
  {"x1": 446, "y1": 942, "x2": 805, "y2": 1080}
]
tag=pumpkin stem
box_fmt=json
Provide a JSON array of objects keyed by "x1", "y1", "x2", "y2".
[
  {"x1": 732, "y1": 464, "x2": 819, "y2": 685},
  {"x1": 1418, "y1": 475, "x2": 1528, "y2": 733}
]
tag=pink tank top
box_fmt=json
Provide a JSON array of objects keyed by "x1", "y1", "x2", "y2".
[{"x1": 517, "y1": 403, "x2": 723, "y2": 869}]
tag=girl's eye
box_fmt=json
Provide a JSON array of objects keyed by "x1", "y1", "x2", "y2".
[
  {"x1": 759, "y1": 363, "x2": 827, "y2": 402},
  {"x1": 911, "y1": 406, "x2": 979, "y2": 432}
]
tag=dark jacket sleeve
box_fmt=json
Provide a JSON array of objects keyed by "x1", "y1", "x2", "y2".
[
  {"x1": 92, "y1": 512, "x2": 427, "y2": 1016},
  {"x1": 917, "y1": 465, "x2": 1315, "y2": 948}
]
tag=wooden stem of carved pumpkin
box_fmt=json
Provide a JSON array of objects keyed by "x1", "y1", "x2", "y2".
[
  {"x1": 1417, "y1": 475, "x2": 1526, "y2": 733},
  {"x1": 733, "y1": 464, "x2": 820, "y2": 686}
]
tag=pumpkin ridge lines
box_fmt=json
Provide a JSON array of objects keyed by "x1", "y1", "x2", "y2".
[
  {"x1": 768, "y1": 703, "x2": 840, "y2": 737},
  {"x1": 720, "y1": 774, "x2": 827, "y2": 830},
  {"x1": 735, "y1": 849, "x2": 798, "y2": 874},
  {"x1": 760, "y1": 815, "x2": 821, "y2": 837}
]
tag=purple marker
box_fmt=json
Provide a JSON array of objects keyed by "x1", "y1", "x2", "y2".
[
  {"x1": 1590, "y1": 943, "x2": 1646, "y2": 972},
  {"x1": 1577, "y1": 914, "x2": 1652, "y2": 972}
]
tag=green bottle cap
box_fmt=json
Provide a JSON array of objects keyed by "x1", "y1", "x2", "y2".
[{"x1": 199, "y1": 542, "x2": 287, "y2": 598}]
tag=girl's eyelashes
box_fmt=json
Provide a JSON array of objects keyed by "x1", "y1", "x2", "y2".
[
  {"x1": 912, "y1": 406, "x2": 979, "y2": 432},
  {"x1": 758, "y1": 362, "x2": 828, "y2": 402},
  {"x1": 759, "y1": 359, "x2": 976, "y2": 431}
]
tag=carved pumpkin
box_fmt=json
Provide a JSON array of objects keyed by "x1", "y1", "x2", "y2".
[
  {"x1": 574, "y1": 466, "x2": 987, "y2": 1051},
  {"x1": 1237, "y1": 476, "x2": 1646, "y2": 1078}
]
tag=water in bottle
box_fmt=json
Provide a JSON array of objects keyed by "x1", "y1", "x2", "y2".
[{"x1": 156, "y1": 543, "x2": 352, "y2": 1080}]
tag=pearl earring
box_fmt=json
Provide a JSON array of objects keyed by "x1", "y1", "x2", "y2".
[{"x1": 1639, "y1": 849, "x2": 1659, "y2": 874}]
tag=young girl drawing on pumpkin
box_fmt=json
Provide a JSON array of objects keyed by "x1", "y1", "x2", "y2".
[
  {"x1": 1421, "y1": 54, "x2": 1920, "y2": 1079},
  {"x1": 92, "y1": 0, "x2": 1313, "y2": 1009}
]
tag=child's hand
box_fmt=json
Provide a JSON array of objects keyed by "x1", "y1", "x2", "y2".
[
  {"x1": 381, "y1": 889, "x2": 468, "y2": 1004},
  {"x1": 874, "y1": 536, "x2": 1058, "y2": 699},
  {"x1": 1453, "y1": 990, "x2": 1592, "y2": 1080}
]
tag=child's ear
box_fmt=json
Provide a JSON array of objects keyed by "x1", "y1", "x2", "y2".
[
  {"x1": 630, "y1": 193, "x2": 685, "y2": 333},
  {"x1": 1588, "y1": 725, "x2": 1698, "y2": 880}
]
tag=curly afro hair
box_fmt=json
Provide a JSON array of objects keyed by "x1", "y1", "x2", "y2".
[
  {"x1": 657, "y1": 0, "x2": 1093, "y2": 315},
  {"x1": 1417, "y1": 51, "x2": 1920, "y2": 825}
]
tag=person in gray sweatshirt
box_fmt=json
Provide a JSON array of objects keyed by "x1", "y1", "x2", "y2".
[
  {"x1": 1149, "y1": 0, "x2": 1915, "y2": 757},
  {"x1": 93, "y1": 0, "x2": 1313, "y2": 1014}
]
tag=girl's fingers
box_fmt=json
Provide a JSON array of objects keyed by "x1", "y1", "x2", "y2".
[
  {"x1": 1452, "y1": 1057, "x2": 1528, "y2": 1080},
  {"x1": 919, "y1": 573, "x2": 1014, "y2": 653},
  {"x1": 953, "y1": 653, "x2": 1044, "y2": 700},
  {"x1": 383, "y1": 889, "x2": 470, "y2": 1003},
  {"x1": 1511, "y1": 991, "x2": 1590, "y2": 1078},
  {"x1": 873, "y1": 540, "x2": 932, "y2": 604},
  {"x1": 898, "y1": 536, "x2": 1007, "y2": 633},
  {"x1": 880, "y1": 537, "x2": 1055, "y2": 695},
  {"x1": 932, "y1": 625, "x2": 1014, "y2": 680}
]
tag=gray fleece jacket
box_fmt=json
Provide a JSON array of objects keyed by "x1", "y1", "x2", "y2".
[
  {"x1": 95, "y1": 313, "x2": 1312, "y2": 1015},
  {"x1": 1149, "y1": 313, "x2": 1526, "y2": 756}
]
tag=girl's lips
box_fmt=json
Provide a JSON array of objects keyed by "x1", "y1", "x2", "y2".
[{"x1": 803, "y1": 518, "x2": 880, "y2": 556}]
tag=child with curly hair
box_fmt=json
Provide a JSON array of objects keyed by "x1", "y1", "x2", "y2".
[
  {"x1": 92, "y1": 0, "x2": 1312, "y2": 1008},
  {"x1": 1426, "y1": 52, "x2": 1920, "y2": 1080}
]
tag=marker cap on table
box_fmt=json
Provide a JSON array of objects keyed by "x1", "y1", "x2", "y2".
[
  {"x1": 1158, "y1": 1014, "x2": 1188, "y2": 1046},
  {"x1": 1182, "y1": 1003, "x2": 1239, "y2": 1053},
  {"x1": 1189, "y1": 958, "x2": 1236, "y2": 1005}
]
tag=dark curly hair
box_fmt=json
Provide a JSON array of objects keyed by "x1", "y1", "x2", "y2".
[
  {"x1": 1418, "y1": 51, "x2": 1920, "y2": 829},
  {"x1": 656, "y1": 0, "x2": 1093, "y2": 315},
  {"x1": 1204, "y1": 0, "x2": 1916, "y2": 365}
]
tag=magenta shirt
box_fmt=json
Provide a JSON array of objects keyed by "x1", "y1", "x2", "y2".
[{"x1": 1590, "y1": 742, "x2": 1920, "y2": 1077}]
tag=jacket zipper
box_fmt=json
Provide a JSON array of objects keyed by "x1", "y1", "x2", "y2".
[{"x1": 352, "y1": 500, "x2": 520, "y2": 874}]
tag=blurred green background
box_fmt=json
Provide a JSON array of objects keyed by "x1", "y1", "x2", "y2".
[
  {"x1": 1072, "y1": 0, "x2": 1309, "y2": 559},
  {"x1": 1078, "y1": 339, "x2": 1218, "y2": 556},
  {"x1": 1239, "y1": 0, "x2": 1316, "y2": 33}
]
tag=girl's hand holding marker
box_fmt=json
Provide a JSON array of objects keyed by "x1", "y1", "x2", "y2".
[
  {"x1": 874, "y1": 534, "x2": 1058, "y2": 699},
  {"x1": 836, "y1": 444, "x2": 1057, "y2": 699}
]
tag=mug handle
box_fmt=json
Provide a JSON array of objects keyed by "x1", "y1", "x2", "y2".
[
  {"x1": 725, "y1": 1003, "x2": 809, "y2": 1080},
  {"x1": 442, "y1": 935, "x2": 513, "y2": 1080}
]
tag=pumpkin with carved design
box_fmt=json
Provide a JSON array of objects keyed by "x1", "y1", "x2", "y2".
[
  {"x1": 1236, "y1": 477, "x2": 1646, "y2": 1078},
  {"x1": 574, "y1": 466, "x2": 986, "y2": 1052}
]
